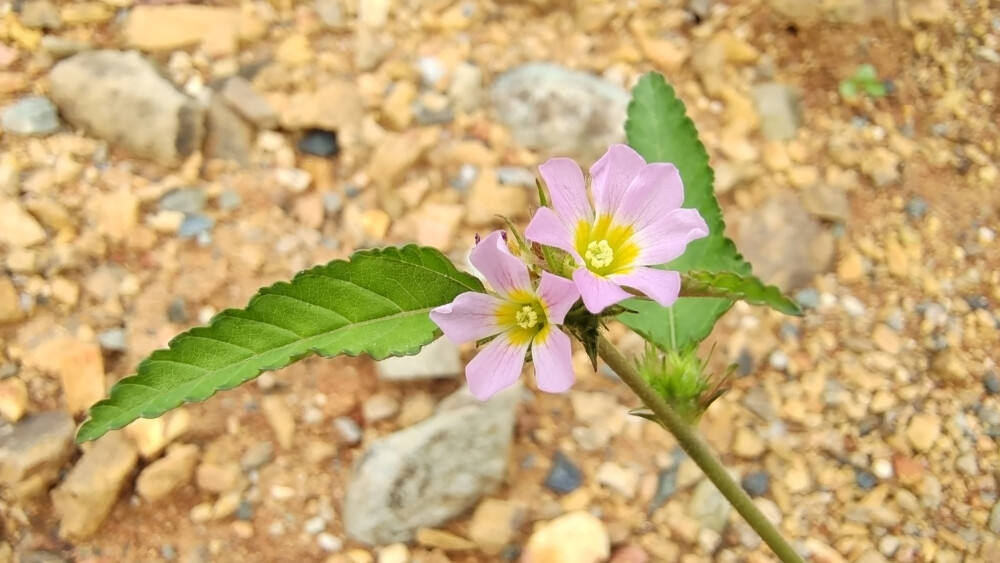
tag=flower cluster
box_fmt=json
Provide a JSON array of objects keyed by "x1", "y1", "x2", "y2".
[{"x1": 431, "y1": 144, "x2": 709, "y2": 400}]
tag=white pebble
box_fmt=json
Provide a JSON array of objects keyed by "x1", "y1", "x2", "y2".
[
  {"x1": 872, "y1": 458, "x2": 893, "y2": 479},
  {"x1": 768, "y1": 350, "x2": 789, "y2": 371},
  {"x1": 841, "y1": 295, "x2": 866, "y2": 317},
  {"x1": 304, "y1": 516, "x2": 326, "y2": 535},
  {"x1": 317, "y1": 533, "x2": 343, "y2": 552}
]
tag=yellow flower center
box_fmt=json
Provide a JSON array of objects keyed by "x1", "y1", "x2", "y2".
[
  {"x1": 585, "y1": 240, "x2": 614, "y2": 269},
  {"x1": 574, "y1": 214, "x2": 639, "y2": 276},
  {"x1": 495, "y1": 291, "x2": 549, "y2": 345},
  {"x1": 515, "y1": 305, "x2": 538, "y2": 329}
]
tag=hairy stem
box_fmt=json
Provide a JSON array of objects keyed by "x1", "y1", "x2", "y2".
[{"x1": 597, "y1": 336, "x2": 805, "y2": 563}]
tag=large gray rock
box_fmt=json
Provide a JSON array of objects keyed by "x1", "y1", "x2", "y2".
[
  {"x1": 491, "y1": 63, "x2": 629, "y2": 160},
  {"x1": 343, "y1": 384, "x2": 521, "y2": 545},
  {"x1": 376, "y1": 337, "x2": 462, "y2": 381},
  {"x1": 0, "y1": 411, "x2": 75, "y2": 499},
  {"x1": 736, "y1": 193, "x2": 835, "y2": 292},
  {"x1": 48, "y1": 50, "x2": 205, "y2": 167}
]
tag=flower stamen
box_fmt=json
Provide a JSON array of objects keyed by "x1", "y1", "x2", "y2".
[
  {"x1": 585, "y1": 239, "x2": 614, "y2": 269},
  {"x1": 515, "y1": 305, "x2": 539, "y2": 329}
]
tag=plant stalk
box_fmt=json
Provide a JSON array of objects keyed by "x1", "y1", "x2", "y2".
[{"x1": 597, "y1": 336, "x2": 805, "y2": 563}]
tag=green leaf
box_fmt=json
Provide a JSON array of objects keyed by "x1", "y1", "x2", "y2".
[
  {"x1": 863, "y1": 81, "x2": 887, "y2": 98},
  {"x1": 680, "y1": 271, "x2": 803, "y2": 317},
  {"x1": 76, "y1": 245, "x2": 483, "y2": 443},
  {"x1": 855, "y1": 63, "x2": 879, "y2": 83},
  {"x1": 839, "y1": 79, "x2": 859, "y2": 100},
  {"x1": 618, "y1": 72, "x2": 752, "y2": 351}
]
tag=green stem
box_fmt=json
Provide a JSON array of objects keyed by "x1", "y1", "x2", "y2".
[{"x1": 597, "y1": 336, "x2": 805, "y2": 563}]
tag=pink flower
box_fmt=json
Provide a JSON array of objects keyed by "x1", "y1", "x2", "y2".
[
  {"x1": 525, "y1": 144, "x2": 710, "y2": 314},
  {"x1": 430, "y1": 231, "x2": 581, "y2": 400}
]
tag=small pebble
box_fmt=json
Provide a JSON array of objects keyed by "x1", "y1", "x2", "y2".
[
  {"x1": 736, "y1": 348, "x2": 754, "y2": 376},
  {"x1": 304, "y1": 516, "x2": 326, "y2": 535},
  {"x1": 841, "y1": 295, "x2": 866, "y2": 317},
  {"x1": 161, "y1": 544, "x2": 177, "y2": 561},
  {"x1": 768, "y1": 350, "x2": 788, "y2": 371},
  {"x1": 872, "y1": 458, "x2": 893, "y2": 479},
  {"x1": 317, "y1": 533, "x2": 343, "y2": 552},
  {"x1": 298, "y1": 129, "x2": 339, "y2": 157},
  {"x1": 416, "y1": 56, "x2": 445, "y2": 87},
  {"x1": 452, "y1": 164, "x2": 478, "y2": 191},
  {"x1": 333, "y1": 416, "x2": 362, "y2": 445},
  {"x1": 0, "y1": 96, "x2": 60, "y2": 136},
  {"x1": 544, "y1": 450, "x2": 583, "y2": 494},
  {"x1": 160, "y1": 187, "x2": 207, "y2": 214},
  {"x1": 178, "y1": 214, "x2": 215, "y2": 239},
  {"x1": 741, "y1": 472, "x2": 770, "y2": 497},
  {"x1": 218, "y1": 188, "x2": 242, "y2": 211},
  {"x1": 496, "y1": 166, "x2": 537, "y2": 187},
  {"x1": 97, "y1": 327, "x2": 128, "y2": 352},
  {"x1": 323, "y1": 193, "x2": 343, "y2": 214},
  {"x1": 236, "y1": 500, "x2": 253, "y2": 521},
  {"x1": 856, "y1": 471, "x2": 878, "y2": 491},
  {"x1": 794, "y1": 288, "x2": 820, "y2": 309},
  {"x1": 904, "y1": 197, "x2": 928, "y2": 219},
  {"x1": 984, "y1": 371, "x2": 1000, "y2": 395},
  {"x1": 167, "y1": 296, "x2": 189, "y2": 323}
]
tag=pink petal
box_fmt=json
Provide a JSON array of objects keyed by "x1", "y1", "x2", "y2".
[
  {"x1": 539, "y1": 157, "x2": 593, "y2": 226},
  {"x1": 465, "y1": 332, "x2": 530, "y2": 400},
  {"x1": 615, "y1": 162, "x2": 685, "y2": 231},
  {"x1": 590, "y1": 144, "x2": 645, "y2": 217},
  {"x1": 572, "y1": 267, "x2": 632, "y2": 313},
  {"x1": 609, "y1": 267, "x2": 681, "y2": 308},
  {"x1": 525, "y1": 206, "x2": 582, "y2": 262},
  {"x1": 633, "y1": 208, "x2": 710, "y2": 266},
  {"x1": 536, "y1": 272, "x2": 580, "y2": 324},
  {"x1": 469, "y1": 230, "x2": 531, "y2": 299},
  {"x1": 430, "y1": 292, "x2": 505, "y2": 344},
  {"x1": 531, "y1": 328, "x2": 575, "y2": 393}
]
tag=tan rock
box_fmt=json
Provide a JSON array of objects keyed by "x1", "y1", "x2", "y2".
[
  {"x1": 196, "y1": 460, "x2": 245, "y2": 494},
  {"x1": 733, "y1": 427, "x2": 766, "y2": 458},
  {"x1": 837, "y1": 251, "x2": 865, "y2": 282},
  {"x1": 89, "y1": 190, "x2": 140, "y2": 242},
  {"x1": 415, "y1": 203, "x2": 464, "y2": 252},
  {"x1": 51, "y1": 431, "x2": 139, "y2": 540},
  {"x1": 713, "y1": 31, "x2": 760, "y2": 64},
  {"x1": 60, "y1": 2, "x2": 113, "y2": 25},
  {"x1": 261, "y1": 395, "x2": 296, "y2": 450},
  {"x1": 414, "y1": 528, "x2": 476, "y2": 551},
  {"x1": 23, "y1": 337, "x2": 105, "y2": 415},
  {"x1": 872, "y1": 324, "x2": 900, "y2": 355},
  {"x1": 0, "y1": 411, "x2": 75, "y2": 499},
  {"x1": 466, "y1": 167, "x2": 530, "y2": 227},
  {"x1": 0, "y1": 199, "x2": 47, "y2": 248},
  {"x1": 281, "y1": 82, "x2": 364, "y2": 131},
  {"x1": 522, "y1": 510, "x2": 610, "y2": 563},
  {"x1": 368, "y1": 131, "x2": 428, "y2": 190},
  {"x1": 0, "y1": 276, "x2": 25, "y2": 324},
  {"x1": 381, "y1": 81, "x2": 417, "y2": 130},
  {"x1": 122, "y1": 6, "x2": 242, "y2": 52},
  {"x1": 0, "y1": 377, "x2": 28, "y2": 422},
  {"x1": 136, "y1": 443, "x2": 199, "y2": 502},
  {"x1": 124, "y1": 408, "x2": 191, "y2": 459},
  {"x1": 904, "y1": 413, "x2": 940, "y2": 452},
  {"x1": 930, "y1": 349, "x2": 966, "y2": 383},
  {"x1": 276, "y1": 33, "x2": 314, "y2": 66},
  {"x1": 469, "y1": 498, "x2": 520, "y2": 555}
]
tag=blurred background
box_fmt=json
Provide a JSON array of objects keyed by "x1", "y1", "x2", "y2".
[{"x1": 0, "y1": 0, "x2": 998, "y2": 562}]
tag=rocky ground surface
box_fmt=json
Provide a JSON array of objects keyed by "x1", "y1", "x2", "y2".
[{"x1": 0, "y1": 0, "x2": 998, "y2": 562}]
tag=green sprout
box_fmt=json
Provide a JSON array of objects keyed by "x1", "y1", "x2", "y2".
[{"x1": 839, "y1": 64, "x2": 888, "y2": 100}]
